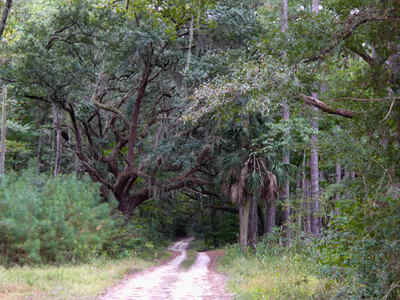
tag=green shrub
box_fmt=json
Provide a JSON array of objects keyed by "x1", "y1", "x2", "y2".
[
  {"x1": 0, "y1": 168, "x2": 117, "y2": 265},
  {"x1": 319, "y1": 194, "x2": 400, "y2": 299},
  {"x1": 102, "y1": 218, "x2": 167, "y2": 260},
  {"x1": 0, "y1": 168, "x2": 170, "y2": 266}
]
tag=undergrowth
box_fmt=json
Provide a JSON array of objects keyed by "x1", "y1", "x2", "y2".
[
  {"x1": 0, "y1": 167, "x2": 168, "y2": 266},
  {"x1": 0, "y1": 256, "x2": 155, "y2": 300},
  {"x1": 218, "y1": 233, "x2": 339, "y2": 300}
]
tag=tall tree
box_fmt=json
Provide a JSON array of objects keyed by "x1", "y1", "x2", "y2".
[
  {"x1": 4, "y1": 0, "x2": 258, "y2": 216},
  {"x1": 0, "y1": 1, "x2": 13, "y2": 179},
  {"x1": 0, "y1": 85, "x2": 7, "y2": 178},
  {"x1": 310, "y1": 0, "x2": 321, "y2": 236},
  {"x1": 281, "y1": 0, "x2": 290, "y2": 240}
]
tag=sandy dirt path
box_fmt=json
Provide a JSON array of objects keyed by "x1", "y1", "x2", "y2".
[{"x1": 98, "y1": 239, "x2": 232, "y2": 300}]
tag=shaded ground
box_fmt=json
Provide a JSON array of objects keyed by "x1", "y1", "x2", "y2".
[{"x1": 98, "y1": 239, "x2": 232, "y2": 300}]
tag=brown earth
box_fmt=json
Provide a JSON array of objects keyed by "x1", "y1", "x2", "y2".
[{"x1": 97, "y1": 239, "x2": 233, "y2": 300}]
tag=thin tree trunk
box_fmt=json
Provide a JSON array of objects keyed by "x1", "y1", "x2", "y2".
[
  {"x1": 312, "y1": 0, "x2": 319, "y2": 14},
  {"x1": 281, "y1": 0, "x2": 290, "y2": 242},
  {"x1": 335, "y1": 161, "x2": 341, "y2": 214},
  {"x1": 310, "y1": 1, "x2": 321, "y2": 236},
  {"x1": 310, "y1": 104, "x2": 320, "y2": 235},
  {"x1": 281, "y1": 0, "x2": 288, "y2": 32},
  {"x1": 301, "y1": 151, "x2": 311, "y2": 233},
  {"x1": 53, "y1": 104, "x2": 62, "y2": 176},
  {"x1": 304, "y1": 179, "x2": 312, "y2": 233},
  {"x1": 37, "y1": 129, "x2": 42, "y2": 173},
  {"x1": 74, "y1": 153, "x2": 80, "y2": 176},
  {"x1": 0, "y1": 0, "x2": 13, "y2": 39},
  {"x1": 296, "y1": 167, "x2": 303, "y2": 235},
  {"x1": 183, "y1": 15, "x2": 194, "y2": 100},
  {"x1": 282, "y1": 102, "x2": 291, "y2": 238},
  {"x1": 0, "y1": 86, "x2": 7, "y2": 178}
]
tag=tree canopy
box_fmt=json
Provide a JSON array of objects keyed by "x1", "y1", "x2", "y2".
[{"x1": 0, "y1": 0, "x2": 399, "y2": 298}]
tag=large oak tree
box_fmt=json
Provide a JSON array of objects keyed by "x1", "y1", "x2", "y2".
[{"x1": 2, "y1": 0, "x2": 257, "y2": 216}]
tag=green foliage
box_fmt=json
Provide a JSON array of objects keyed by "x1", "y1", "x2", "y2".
[
  {"x1": 102, "y1": 215, "x2": 169, "y2": 260},
  {"x1": 319, "y1": 193, "x2": 400, "y2": 299},
  {"x1": 219, "y1": 238, "x2": 339, "y2": 300},
  {"x1": 0, "y1": 168, "x2": 115, "y2": 265},
  {"x1": 0, "y1": 168, "x2": 166, "y2": 266}
]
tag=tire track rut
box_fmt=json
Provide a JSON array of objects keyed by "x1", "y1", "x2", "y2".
[{"x1": 98, "y1": 238, "x2": 232, "y2": 300}]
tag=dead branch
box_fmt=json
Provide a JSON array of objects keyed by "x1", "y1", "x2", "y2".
[{"x1": 299, "y1": 93, "x2": 356, "y2": 118}]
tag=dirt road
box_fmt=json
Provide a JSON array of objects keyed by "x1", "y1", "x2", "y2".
[{"x1": 98, "y1": 239, "x2": 232, "y2": 300}]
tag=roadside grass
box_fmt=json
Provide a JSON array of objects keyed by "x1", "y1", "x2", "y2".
[
  {"x1": 0, "y1": 252, "x2": 172, "y2": 300},
  {"x1": 218, "y1": 244, "x2": 339, "y2": 300}
]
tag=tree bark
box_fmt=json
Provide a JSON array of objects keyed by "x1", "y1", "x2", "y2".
[
  {"x1": 0, "y1": 86, "x2": 7, "y2": 178},
  {"x1": 335, "y1": 161, "x2": 341, "y2": 214},
  {"x1": 304, "y1": 179, "x2": 312, "y2": 233},
  {"x1": 310, "y1": 1, "x2": 321, "y2": 236},
  {"x1": 282, "y1": 103, "x2": 290, "y2": 237},
  {"x1": 312, "y1": 0, "x2": 319, "y2": 14},
  {"x1": 239, "y1": 195, "x2": 251, "y2": 252},
  {"x1": 310, "y1": 102, "x2": 321, "y2": 235},
  {"x1": 260, "y1": 196, "x2": 268, "y2": 236},
  {"x1": 0, "y1": 0, "x2": 12, "y2": 39},
  {"x1": 299, "y1": 94, "x2": 355, "y2": 118},
  {"x1": 37, "y1": 129, "x2": 42, "y2": 173},
  {"x1": 53, "y1": 104, "x2": 62, "y2": 176},
  {"x1": 281, "y1": 0, "x2": 291, "y2": 242},
  {"x1": 266, "y1": 195, "x2": 276, "y2": 234},
  {"x1": 248, "y1": 195, "x2": 258, "y2": 247},
  {"x1": 281, "y1": 0, "x2": 288, "y2": 32}
]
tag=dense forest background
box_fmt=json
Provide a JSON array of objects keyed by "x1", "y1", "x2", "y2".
[{"x1": 0, "y1": 0, "x2": 399, "y2": 299}]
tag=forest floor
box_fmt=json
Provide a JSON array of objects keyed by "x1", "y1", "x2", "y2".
[{"x1": 97, "y1": 238, "x2": 233, "y2": 300}]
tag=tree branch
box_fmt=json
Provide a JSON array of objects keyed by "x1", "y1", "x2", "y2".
[
  {"x1": 90, "y1": 73, "x2": 129, "y2": 126},
  {"x1": 126, "y1": 61, "x2": 152, "y2": 168},
  {"x1": 67, "y1": 104, "x2": 113, "y2": 190},
  {"x1": 298, "y1": 94, "x2": 356, "y2": 118},
  {"x1": 303, "y1": 9, "x2": 400, "y2": 63},
  {"x1": 346, "y1": 45, "x2": 375, "y2": 67}
]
